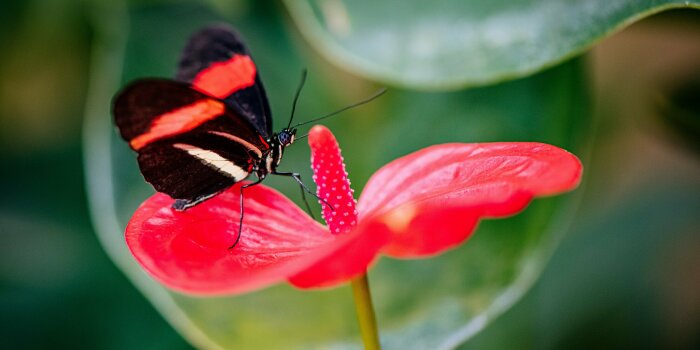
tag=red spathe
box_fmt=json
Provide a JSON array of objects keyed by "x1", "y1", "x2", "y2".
[{"x1": 125, "y1": 125, "x2": 582, "y2": 295}]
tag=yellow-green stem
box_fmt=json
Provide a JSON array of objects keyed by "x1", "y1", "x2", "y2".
[{"x1": 351, "y1": 273, "x2": 381, "y2": 350}]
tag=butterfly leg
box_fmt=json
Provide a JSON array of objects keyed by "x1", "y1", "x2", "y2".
[
  {"x1": 292, "y1": 178, "x2": 315, "y2": 220},
  {"x1": 273, "y1": 172, "x2": 316, "y2": 219},
  {"x1": 230, "y1": 178, "x2": 264, "y2": 249},
  {"x1": 272, "y1": 171, "x2": 335, "y2": 214},
  {"x1": 172, "y1": 191, "x2": 219, "y2": 211}
]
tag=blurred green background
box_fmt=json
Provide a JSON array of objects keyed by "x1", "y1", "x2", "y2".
[{"x1": 1, "y1": 0, "x2": 699, "y2": 349}]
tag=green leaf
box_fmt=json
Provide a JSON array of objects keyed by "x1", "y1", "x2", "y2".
[
  {"x1": 283, "y1": 0, "x2": 700, "y2": 90},
  {"x1": 83, "y1": 1, "x2": 592, "y2": 348}
]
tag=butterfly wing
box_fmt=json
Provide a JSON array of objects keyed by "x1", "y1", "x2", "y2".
[
  {"x1": 113, "y1": 79, "x2": 270, "y2": 203},
  {"x1": 175, "y1": 24, "x2": 273, "y2": 140}
]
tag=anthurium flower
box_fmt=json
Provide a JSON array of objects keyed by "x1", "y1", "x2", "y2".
[{"x1": 125, "y1": 125, "x2": 582, "y2": 295}]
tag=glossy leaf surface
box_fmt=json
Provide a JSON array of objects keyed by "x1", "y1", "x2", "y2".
[
  {"x1": 284, "y1": 0, "x2": 699, "y2": 89},
  {"x1": 84, "y1": 1, "x2": 591, "y2": 348}
]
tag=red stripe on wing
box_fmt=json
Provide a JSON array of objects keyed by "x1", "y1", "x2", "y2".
[
  {"x1": 192, "y1": 55, "x2": 257, "y2": 99},
  {"x1": 130, "y1": 99, "x2": 225, "y2": 150}
]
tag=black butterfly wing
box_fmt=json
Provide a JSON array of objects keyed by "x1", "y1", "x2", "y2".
[
  {"x1": 175, "y1": 24, "x2": 273, "y2": 140},
  {"x1": 113, "y1": 79, "x2": 270, "y2": 203}
]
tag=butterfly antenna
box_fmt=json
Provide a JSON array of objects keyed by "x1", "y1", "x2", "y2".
[
  {"x1": 292, "y1": 88, "x2": 387, "y2": 128},
  {"x1": 287, "y1": 69, "x2": 308, "y2": 129}
]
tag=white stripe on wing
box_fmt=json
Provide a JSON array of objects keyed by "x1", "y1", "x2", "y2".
[{"x1": 173, "y1": 143, "x2": 249, "y2": 180}]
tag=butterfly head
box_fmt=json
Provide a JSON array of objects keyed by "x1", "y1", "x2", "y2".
[
  {"x1": 265, "y1": 128, "x2": 297, "y2": 173},
  {"x1": 276, "y1": 128, "x2": 297, "y2": 147}
]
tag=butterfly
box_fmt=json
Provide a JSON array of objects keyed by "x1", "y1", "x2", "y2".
[{"x1": 112, "y1": 24, "x2": 384, "y2": 247}]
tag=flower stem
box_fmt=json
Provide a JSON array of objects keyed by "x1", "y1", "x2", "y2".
[{"x1": 351, "y1": 273, "x2": 381, "y2": 350}]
